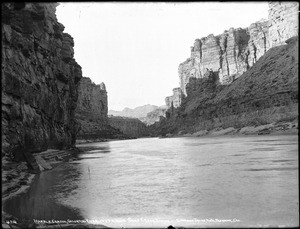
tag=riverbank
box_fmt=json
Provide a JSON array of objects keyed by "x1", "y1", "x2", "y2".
[
  {"x1": 2, "y1": 148, "x2": 108, "y2": 228},
  {"x1": 76, "y1": 136, "x2": 137, "y2": 145},
  {"x1": 161, "y1": 120, "x2": 298, "y2": 138}
]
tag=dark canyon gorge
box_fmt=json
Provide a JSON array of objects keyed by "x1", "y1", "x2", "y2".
[{"x1": 1, "y1": 2, "x2": 298, "y2": 228}]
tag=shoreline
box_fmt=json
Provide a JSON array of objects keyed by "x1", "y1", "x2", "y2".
[
  {"x1": 75, "y1": 137, "x2": 136, "y2": 145},
  {"x1": 160, "y1": 120, "x2": 298, "y2": 139},
  {"x1": 160, "y1": 131, "x2": 298, "y2": 139}
]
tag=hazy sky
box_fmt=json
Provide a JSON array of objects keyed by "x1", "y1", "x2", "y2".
[{"x1": 56, "y1": 2, "x2": 269, "y2": 111}]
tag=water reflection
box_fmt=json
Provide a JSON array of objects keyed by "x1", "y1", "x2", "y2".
[{"x1": 3, "y1": 165, "x2": 84, "y2": 221}]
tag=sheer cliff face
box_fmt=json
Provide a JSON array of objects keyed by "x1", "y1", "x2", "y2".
[
  {"x1": 2, "y1": 3, "x2": 82, "y2": 157},
  {"x1": 268, "y1": 2, "x2": 299, "y2": 47},
  {"x1": 179, "y1": 20, "x2": 269, "y2": 95}
]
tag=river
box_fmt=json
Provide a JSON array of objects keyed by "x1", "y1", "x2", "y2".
[{"x1": 3, "y1": 135, "x2": 298, "y2": 228}]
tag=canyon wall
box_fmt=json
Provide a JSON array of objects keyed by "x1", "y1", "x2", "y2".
[
  {"x1": 165, "y1": 1, "x2": 298, "y2": 108},
  {"x1": 155, "y1": 2, "x2": 298, "y2": 136},
  {"x1": 109, "y1": 116, "x2": 149, "y2": 138},
  {"x1": 155, "y1": 36, "x2": 298, "y2": 136},
  {"x1": 2, "y1": 3, "x2": 82, "y2": 161},
  {"x1": 75, "y1": 77, "x2": 127, "y2": 140}
]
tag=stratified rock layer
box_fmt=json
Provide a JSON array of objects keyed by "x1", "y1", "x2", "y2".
[{"x1": 2, "y1": 3, "x2": 82, "y2": 160}]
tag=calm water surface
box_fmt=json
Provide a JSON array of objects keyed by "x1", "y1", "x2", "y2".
[{"x1": 4, "y1": 135, "x2": 299, "y2": 227}]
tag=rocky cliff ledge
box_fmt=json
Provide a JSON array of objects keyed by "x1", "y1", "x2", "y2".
[
  {"x1": 2, "y1": 3, "x2": 82, "y2": 161},
  {"x1": 75, "y1": 77, "x2": 127, "y2": 140}
]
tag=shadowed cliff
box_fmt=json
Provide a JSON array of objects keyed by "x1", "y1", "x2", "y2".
[{"x1": 2, "y1": 3, "x2": 82, "y2": 160}]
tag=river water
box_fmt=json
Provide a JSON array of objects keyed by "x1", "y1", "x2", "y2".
[{"x1": 3, "y1": 135, "x2": 299, "y2": 228}]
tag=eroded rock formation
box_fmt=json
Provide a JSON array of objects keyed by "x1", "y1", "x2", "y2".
[{"x1": 2, "y1": 3, "x2": 82, "y2": 161}]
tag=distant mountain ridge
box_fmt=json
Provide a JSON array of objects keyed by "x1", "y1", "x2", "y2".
[
  {"x1": 109, "y1": 104, "x2": 160, "y2": 119},
  {"x1": 109, "y1": 104, "x2": 167, "y2": 125}
]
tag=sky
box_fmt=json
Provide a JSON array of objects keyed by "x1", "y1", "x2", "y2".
[{"x1": 56, "y1": 2, "x2": 269, "y2": 111}]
